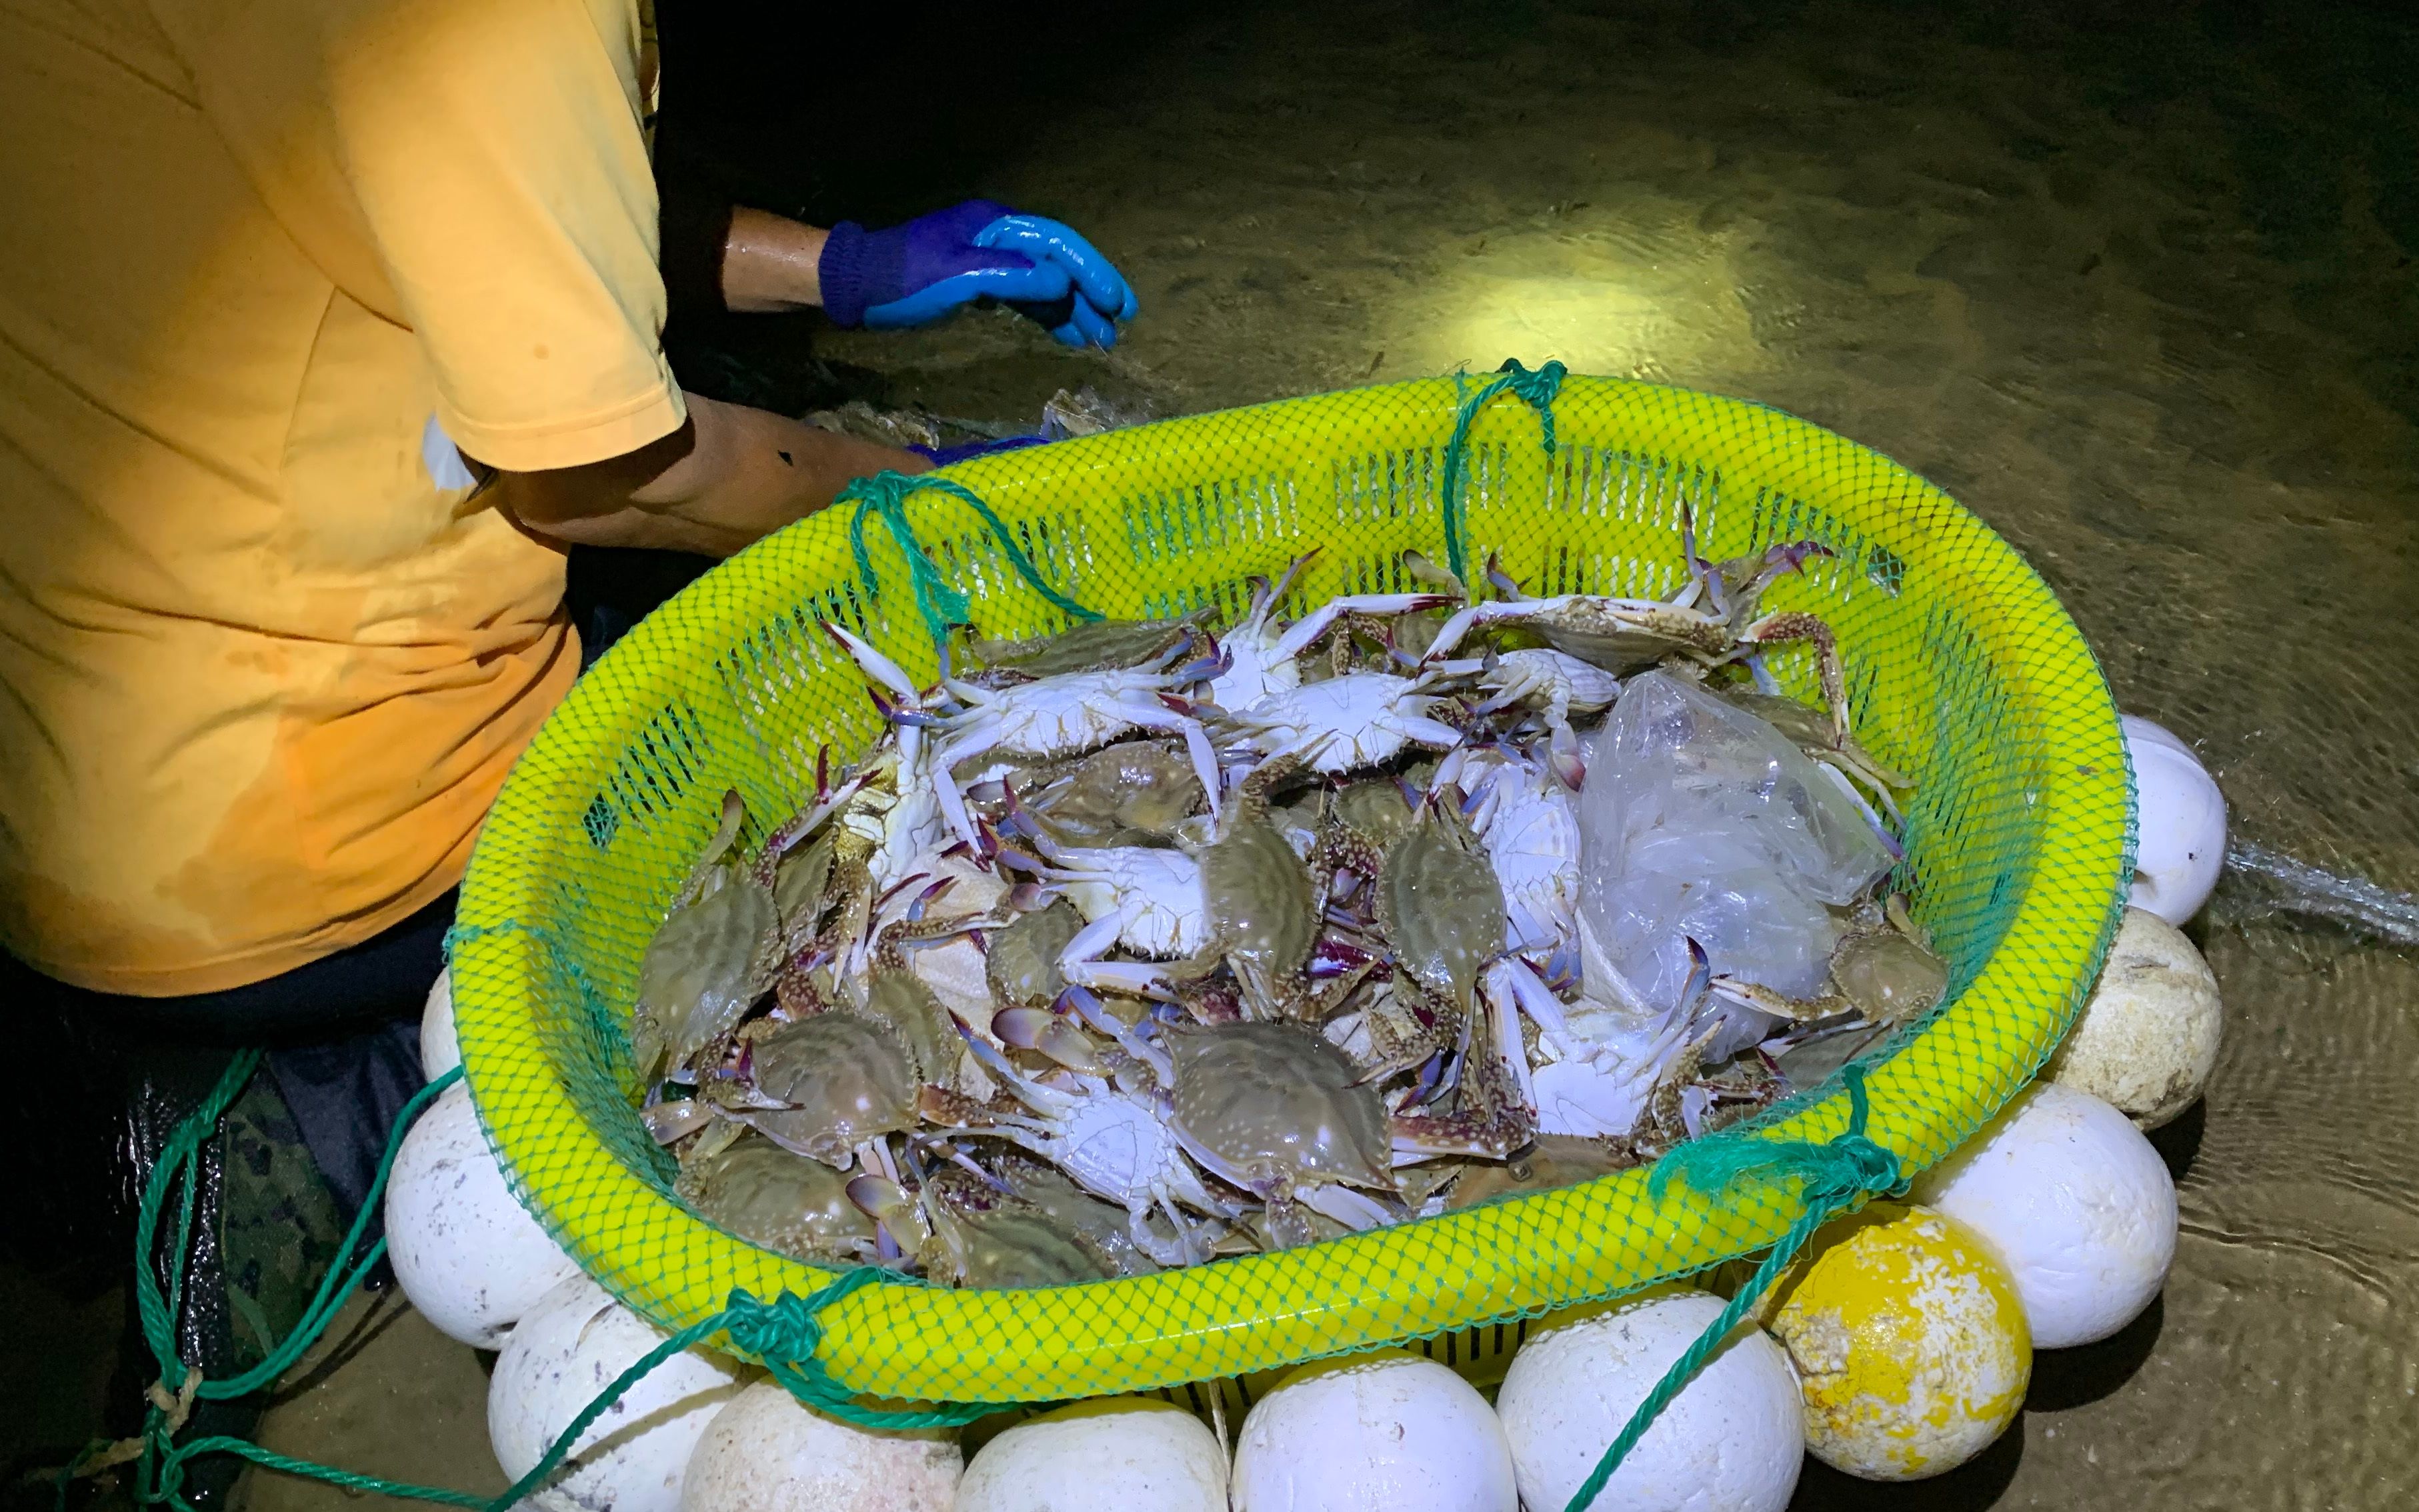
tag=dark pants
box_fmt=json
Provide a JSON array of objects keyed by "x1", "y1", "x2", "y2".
[
  {"x1": 0, "y1": 546, "x2": 705, "y2": 1505},
  {"x1": 2, "y1": 890, "x2": 459, "y2": 1507}
]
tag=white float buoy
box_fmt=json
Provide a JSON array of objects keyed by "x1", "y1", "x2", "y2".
[
  {"x1": 680, "y1": 1377, "x2": 960, "y2": 1512},
  {"x1": 2121, "y1": 715, "x2": 2226, "y2": 925},
  {"x1": 386, "y1": 1080, "x2": 580, "y2": 1349},
  {"x1": 1230, "y1": 1351, "x2": 1516, "y2": 1512},
  {"x1": 956, "y1": 1397, "x2": 1225, "y2": 1512},
  {"x1": 421, "y1": 965, "x2": 461, "y2": 1079},
  {"x1": 490, "y1": 1275, "x2": 748, "y2": 1512},
  {"x1": 2047, "y1": 907, "x2": 2224, "y2": 1128},
  {"x1": 1912, "y1": 1081, "x2": 2178, "y2": 1349},
  {"x1": 1496, "y1": 1286, "x2": 1803, "y2": 1512}
]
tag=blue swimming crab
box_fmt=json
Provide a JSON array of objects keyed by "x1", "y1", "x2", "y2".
[
  {"x1": 631, "y1": 775, "x2": 873, "y2": 1081},
  {"x1": 851, "y1": 1165, "x2": 1119, "y2": 1288},
  {"x1": 673, "y1": 1133, "x2": 879, "y2": 1264}
]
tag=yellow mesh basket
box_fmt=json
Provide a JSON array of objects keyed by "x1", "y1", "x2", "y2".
[{"x1": 448, "y1": 373, "x2": 2131, "y2": 1405}]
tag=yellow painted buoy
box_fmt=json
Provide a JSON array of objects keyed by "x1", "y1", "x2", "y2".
[{"x1": 1755, "y1": 1203, "x2": 2029, "y2": 1481}]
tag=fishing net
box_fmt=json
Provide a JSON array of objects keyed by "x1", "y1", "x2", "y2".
[{"x1": 446, "y1": 371, "x2": 2131, "y2": 1407}]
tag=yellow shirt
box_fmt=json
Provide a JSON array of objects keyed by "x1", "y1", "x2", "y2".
[{"x1": 0, "y1": 0, "x2": 683, "y2": 994}]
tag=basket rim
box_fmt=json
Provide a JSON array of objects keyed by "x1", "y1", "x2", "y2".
[{"x1": 451, "y1": 373, "x2": 2132, "y2": 1401}]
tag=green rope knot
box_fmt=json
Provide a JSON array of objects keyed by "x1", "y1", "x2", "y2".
[
  {"x1": 716, "y1": 1275, "x2": 997, "y2": 1430},
  {"x1": 1562, "y1": 1063, "x2": 1905, "y2": 1512},
  {"x1": 841, "y1": 469, "x2": 1101, "y2": 647},
  {"x1": 1648, "y1": 1060, "x2": 1906, "y2": 1210},
  {"x1": 1438, "y1": 357, "x2": 1568, "y2": 582}
]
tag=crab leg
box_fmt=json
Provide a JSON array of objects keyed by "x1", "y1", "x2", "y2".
[
  {"x1": 1484, "y1": 961, "x2": 1538, "y2": 1112},
  {"x1": 1739, "y1": 610, "x2": 1852, "y2": 742},
  {"x1": 1053, "y1": 909, "x2": 1182, "y2": 997},
  {"x1": 1266, "y1": 593, "x2": 1456, "y2": 663},
  {"x1": 821, "y1": 621, "x2": 923, "y2": 706},
  {"x1": 1242, "y1": 551, "x2": 1320, "y2": 631},
  {"x1": 1296, "y1": 1183, "x2": 1395, "y2": 1231},
  {"x1": 1706, "y1": 975, "x2": 1834, "y2": 1023},
  {"x1": 1057, "y1": 985, "x2": 1176, "y2": 1085},
  {"x1": 1420, "y1": 598, "x2": 1551, "y2": 661}
]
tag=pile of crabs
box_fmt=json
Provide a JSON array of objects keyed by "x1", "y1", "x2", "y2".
[{"x1": 630, "y1": 523, "x2": 1948, "y2": 1287}]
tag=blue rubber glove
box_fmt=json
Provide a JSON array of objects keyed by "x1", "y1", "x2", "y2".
[
  {"x1": 818, "y1": 200, "x2": 1138, "y2": 349},
  {"x1": 908, "y1": 434, "x2": 1051, "y2": 468}
]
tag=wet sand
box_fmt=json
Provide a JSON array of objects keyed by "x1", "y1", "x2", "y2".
[{"x1": 9, "y1": 3, "x2": 2414, "y2": 1509}]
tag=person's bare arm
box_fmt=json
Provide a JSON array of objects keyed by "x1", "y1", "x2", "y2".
[
  {"x1": 718, "y1": 207, "x2": 830, "y2": 313},
  {"x1": 477, "y1": 391, "x2": 922, "y2": 556}
]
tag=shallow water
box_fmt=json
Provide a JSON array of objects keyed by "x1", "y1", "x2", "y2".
[{"x1": 33, "y1": 3, "x2": 2419, "y2": 1509}]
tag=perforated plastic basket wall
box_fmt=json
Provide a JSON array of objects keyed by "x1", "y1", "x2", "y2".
[{"x1": 449, "y1": 373, "x2": 2131, "y2": 1405}]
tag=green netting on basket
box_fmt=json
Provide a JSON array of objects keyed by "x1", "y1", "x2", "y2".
[{"x1": 447, "y1": 373, "x2": 2132, "y2": 1407}]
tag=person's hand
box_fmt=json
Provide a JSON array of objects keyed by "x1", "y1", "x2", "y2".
[{"x1": 816, "y1": 200, "x2": 1137, "y2": 349}]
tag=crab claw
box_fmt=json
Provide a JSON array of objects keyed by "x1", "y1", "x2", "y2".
[
  {"x1": 1056, "y1": 985, "x2": 1175, "y2": 1083},
  {"x1": 1267, "y1": 549, "x2": 1320, "y2": 607},
  {"x1": 822, "y1": 621, "x2": 924, "y2": 705},
  {"x1": 993, "y1": 802, "x2": 1045, "y2": 845},
  {"x1": 902, "y1": 875, "x2": 957, "y2": 923},
  {"x1": 1005, "y1": 881, "x2": 1060, "y2": 912},
  {"x1": 864, "y1": 685, "x2": 939, "y2": 729},
  {"x1": 991, "y1": 843, "x2": 1049, "y2": 875},
  {"x1": 1171, "y1": 651, "x2": 1226, "y2": 685},
  {"x1": 1400, "y1": 547, "x2": 1467, "y2": 599},
  {"x1": 1680, "y1": 937, "x2": 1713, "y2": 1015},
  {"x1": 1548, "y1": 725, "x2": 1587, "y2": 791},
  {"x1": 845, "y1": 1173, "x2": 913, "y2": 1226},
  {"x1": 1012, "y1": 1007, "x2": 1105, "y2": 1073},
  {"x1": 1483, "y1": 551, "x2": 1527, "y2": 601},
  {"x1": 991, "y1": 1006, "x2": 1054, "y2": 1051}
]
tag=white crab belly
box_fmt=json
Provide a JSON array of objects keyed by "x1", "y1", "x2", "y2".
[
  {"x1": 1112, "y1": 853, "x2": 1209, "y2": 957},
  {"x1": 1210, "y1": 636, "x2": 1300, "y2": 715},
  {"x1": 987, "y1": 673, "x2": 1162, "y2": 755},
  {"x1": 1494, "y1": 648, "x2": 1622, "y2": 711},
  {"x1": 1065, "y1": 848, "x2": 1207, "y2": 958},
  {"x1": 1531, "y1": 1057, "x2": 1653, "y2": 1139},
  {"x1": 1485, "y1": 790, "x2": 1580, "y2": 946},
  {"x1": 1051, "y1": 1095, "x2": 1186, "y2": 1208},
  {"x1": 1248, "y1": 675, "x2": 1440, "y2": 773}
]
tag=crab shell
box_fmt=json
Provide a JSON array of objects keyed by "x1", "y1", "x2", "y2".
[
  {"x1": 1165, "y1": 1022, "x2": 1394, "y2": 1195},
  {"x1": 1376, "y1": 797, "x2": 1506, "y2": 1015},
  {"x1": 1026, "y1": 740, "x2": 1206, "y2": 843},
  {"x1": 996, "y1": 1156, "x2": 1171, "y2": 1277},
  {"x1": 1832, "y1": 929, "x2": 1949, "y2": 1025},
  {"x1": 971, "y1": 613, "x2": 1206, "y2": 679},
  {"x1": 634, "y1": 865, "x2": 779, "y2": 1078},
  {"x1": 941, "y1": 1068, "x2": 1222, "y2": 1267},
  {"x1": 674, "y1": 1135, "x2": 877, "y2": 1262},
  {"x1": 941, "y1": 670, "x2": 1184, "y2": 763},
  {"x1": 919, "y1": 1168, "x2": 1118, "y2": 1288},
  {"x1": 1195, "y1": 802, "x2": 1319, "y2": 1015},
  {"x1": 735, "y1": 1012, "x2": 919, "y2": 1167},
  {"x1": 986, "y1": 899, "x2": 1085, "y2": 1010}
]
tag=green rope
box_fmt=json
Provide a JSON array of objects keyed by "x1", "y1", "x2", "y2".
[
  {"x1": 841, "y1": 469, "x2": 1101, "y2": 646},
  {"x1": 1561, "y1": 1063, "x2": 1907, "y2": 1512},
  {"x1": 715, "y1": 1275, "x2": 997, "y2": 1429},
  {"x1": 1438, "y1": 358, "x2": 1566, "y2": 583},
  {"x1": 73, "y1": 1018, "x2": 1004, "y2": 1512}
]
